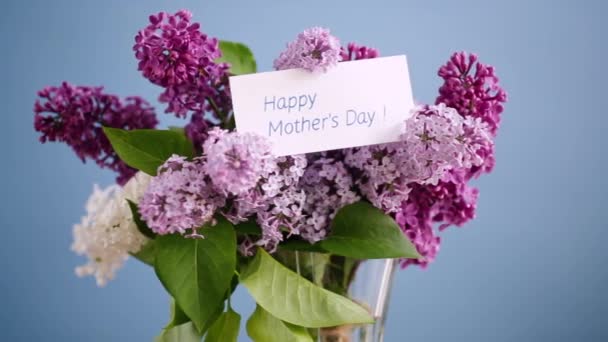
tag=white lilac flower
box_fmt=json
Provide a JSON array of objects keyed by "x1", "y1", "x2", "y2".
[{"x1": 71, "y1": 172, "x2": 152, "y2": 286}]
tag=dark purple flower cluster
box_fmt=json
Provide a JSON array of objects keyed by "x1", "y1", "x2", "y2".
[
  {"x1": 340, "y1": 42, "x2": 379, "y2": 61},
  {"x1": 134, "y1": 10, "x2": 232, "y2": 148},
  {"x1": 436, "y1": 52, "x2": 507, "y2": 135},
  {"x1": 34, "y1": 82, "x2": 158, "y2": 185}
]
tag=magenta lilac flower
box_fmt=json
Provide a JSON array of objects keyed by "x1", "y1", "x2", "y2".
[
  {"x1": 340, "y1": 42, "x2": 379, "y2": 61},
  {"x1": 203, "y1": 128, "x2": 273, "y2": 196},
  {"x1": 436, "y1": 52, "x2": 507, "y2": 136},
  {"x1": 139, "y1": 155, "x2": 224, "y2": 235},
  {"x1": 134, "y1": 10, "x2": 223, "y2": 88},
  {"x1": 274, "y1": 27, "x2": 341, "y2": 72},
  {"x1": 33, "y1": 82, "x2": 158, "y2": 185},
  {"x1": 134, "y1": 10, "x2": 230, "y2": 121},
  {"x1": 395, "y1": 197, "x2": 440, "y2": 268}
]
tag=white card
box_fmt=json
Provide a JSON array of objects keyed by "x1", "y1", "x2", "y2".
[{"x1": 229, "y1": 55, "x2": 415, "y2": 156}]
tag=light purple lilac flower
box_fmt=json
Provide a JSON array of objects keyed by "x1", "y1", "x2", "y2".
[
  {"x1": 300, "y1": 157, "x2": 360, "y2": 243},
  {"x1": 33, "y1": 82, "x2": 158, "y2": 185},
  {"x1": 344, "y1": 145, "x2": 410, "y2": 213},
  {"x1": 254, "y1": 155, "x2": 308, "y2": 249},
  {"x1": 229, "y1": 155, "x2": 307, "y2": 252},
  {"x1": 343, "y1": 103, "x2": 490, "y2": 214},
  {"x1": 397, "y1": 104, "x2": 492, "y2": 185},
  {"x1": 203, "y1": 128, "x2": 273, "y2": 196},
  {"x1": 273, "y1": 27, "x2": 341, "y2": 72},
  {"x1": 139, "y1": 155, "x2": 224, "y2": 235}
]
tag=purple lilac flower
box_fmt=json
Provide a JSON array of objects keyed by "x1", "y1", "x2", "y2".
[
  {"x1": 344, "y1": 145, "x2": 411, "y2": 213},
  {"x1": 254, "y1": 155, "x2": 307, "y2": 249},
  {"x1": 134, "y1": 10, "x2": 229, "y2": 119},
  {"x1": 228, "y1": 155, "x2": 307, "y2": 252},
  {"x1": 396, "y1": 53, "x2": 506, "y2": 268},
  {"x1": 33, "y1": 82, "x2": 158, "y2": 185},
  {"x1": 273, "y1": 27, "x2": 341, "y2": 72},
  {"x1": 397, "y1": 104, "x2": 492, "y2": 185},
  {"x1": 343, "y1": 104, "x2": 490, "y2": 214},
  {"x1": 134, "y1": 10, "x2": 223, "y2": 88},
  {"x1": 203, "y1": 128, "x2": 273, "y2": 196},
  {"x1": 300, "y1": 157, "x2": 360, "y2": 243},
  {"x1": 340, "y1": 42, "x2": 379, "y2": 61},
  {"x1": 139, "y1": 155, "x2": 224, "y2": 235},
  {"x1": 436, "y1": 52, "x2": 507, "y2": 136},
  {"x1": 184, "y1": 112, "x2": 209, "y2": 150},
  {"x1": 395, "y1": 198, "x2": 440, "y2": 268}
]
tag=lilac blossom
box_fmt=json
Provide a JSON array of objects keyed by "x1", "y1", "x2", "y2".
[
  {"x1": 395, "y1": 198, "x2": 440, "y2": 268},
  {"x1": 134, "y1": 10, "x2": 230, "y2": 120},
  {"x1": 274, "y1": 27, "x2": 341, "y2": 72},
  {"x1": 139, "y1": 155, "x2": 224, "y2": 235},
  {"x1": 33, "y1": 82, "x2": 157, "y2": 185},
  {"x1": 203, "y1": 128, "x2": 273, "y2": 196},
  {"x1": 300, "y1": 157, "x2": 360, "y2": 243},
  {"x1": 340, "y1": 42, "x2": 379, "y2": 61},
  {"x1": 134, "y1": 10, "x2": 224, "y2": 88},
  {"x1": 229, "y1": 155, "x2": 308, "y2": 252},
  {"x1": 344, "y1": 145, "x2": 410, "y2": 213},
  {"x1": 436, "y1": 52, "x2": 507, "y2": 136}
]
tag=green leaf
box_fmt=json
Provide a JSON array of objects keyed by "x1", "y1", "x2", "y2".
[
  {"x1": 127, "y1": 199, "x2": 156, "y2": 239},
  {"x1": 154, "y1": 219, "x2": 237, "y2": 332},
  {"x1": 204, "y1": 308, "x2": 241, "y2": 342},
  {"x1": 234, "y1": 220, "x2": 262, "y2": 236},
  {"x1": 246, "y1": 305, "x2": 313, "y2": 342},
  {"x1": 167, "y1": 299, "x2": 190, "y2": 329},
  {"x1": 216, "y1": 41, "x2": 257, "y2": 75},
  {"x1": 168, "y1": 126, "x2": 185, "y2": 134},
  {"x1": 155, "y1": 322, "x2": 202, "y2": 342},
  {"x1": 130, "y1": 240, "x2": 156, "y2": 266},
  {"x1": 240, "y1": 248, "x2": 374, "y2": 328},
  {"x1": 320, "y1": 201, "x2": 422, "y2": 259},
  {"x1": 103, "y1": 127, "x2": 194, "y2": 176}
]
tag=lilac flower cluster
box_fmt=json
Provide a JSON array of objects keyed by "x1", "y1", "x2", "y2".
[
  {"x1": 134, "y1": 10, "x2": 231, "y2": 145},
  {"x1": 139, "y1": 155, "x2": 224, "y2": 235},
  {"x1": 271, "y1": 46, "x2": 502, "y2": 268},
  {"x1": 35, "y1": 16, "x2": 507, "y2": 273},
  {"x1": 394, "y1": 52, "x2": 507, "y2": 268},
  {"x1": 340, "y1": 42, "x2": 379, "y2": 61},
  {"x1": 300, "y1": 157, "x2": 359, "y2": 242},
  {"x1": 34, "y1": 82, "x2": 158, "y2": 185},
  {"x1": 274, "y1": 27, "x2": 341, "y2": 72},
  {"x1": 134, "y1": 10, "x2": 224, "y2": 89},
  {"x1": 139, "y1": 129, "x2": 308, "y2": 249},
  {"x1": 344, "y1": 104, "x2": 491, "y2": 215},
  {"x1": 203, "y1": 128, "x2": 273, "y2": 195},
  {"x1": 436, "y1": 52, "x2": 507, "y2": 136}
]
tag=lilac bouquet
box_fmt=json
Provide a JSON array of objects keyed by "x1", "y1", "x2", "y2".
[{"x1": 34, "y1": 10, "x2": 506, "y2": 342}]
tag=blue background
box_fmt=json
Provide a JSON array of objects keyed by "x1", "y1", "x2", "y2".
[{"x1": 1, "y1": 0, "x2": 606, "y2": 341}]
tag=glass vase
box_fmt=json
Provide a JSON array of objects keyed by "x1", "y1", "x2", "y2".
[{"x1": 276, "y1": 251, "x2": 398, "y2": 342}]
